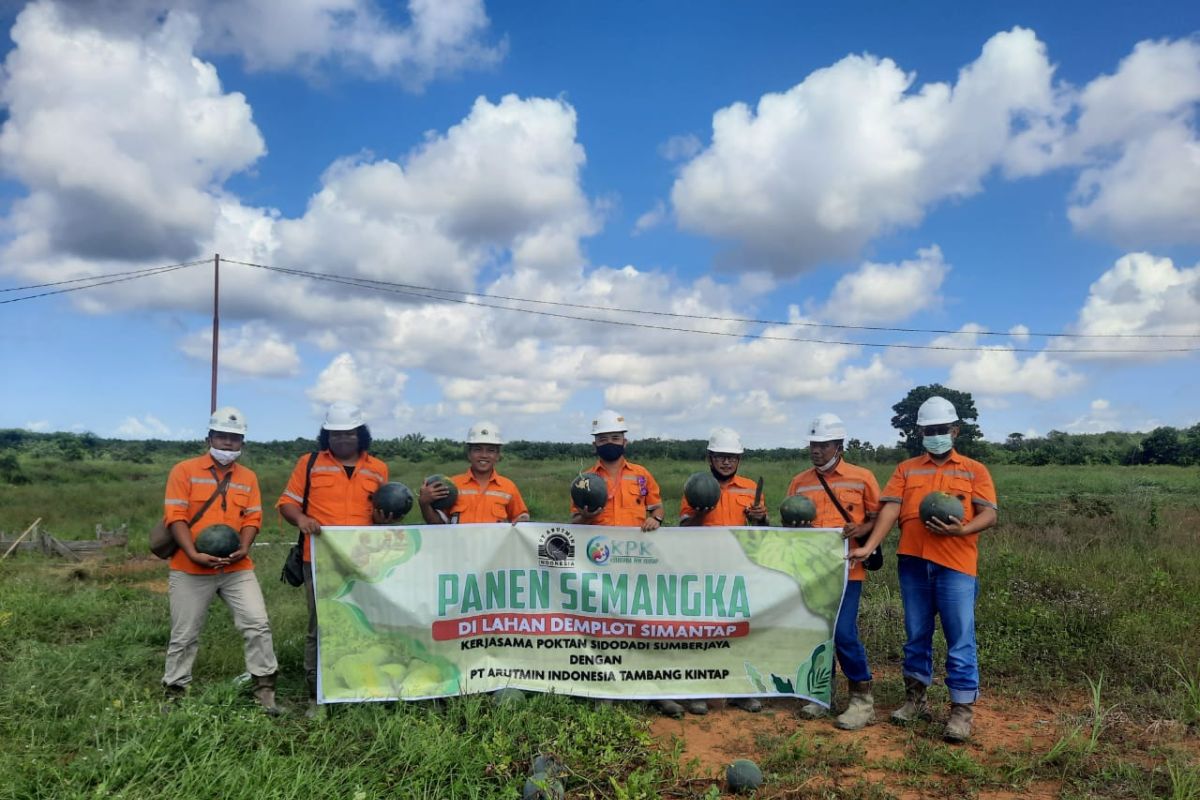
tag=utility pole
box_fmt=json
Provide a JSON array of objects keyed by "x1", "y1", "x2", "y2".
[{"x1": 210, "y1": 253, "x2": 220, "y2": 414}]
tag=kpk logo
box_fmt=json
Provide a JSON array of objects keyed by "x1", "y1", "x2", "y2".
[
  {"x1": 585, "y1": 534, "x2": 658, "y2": 566},
  {"x1": 538, "y1": 527, "x2": 575, "y2": 568}
]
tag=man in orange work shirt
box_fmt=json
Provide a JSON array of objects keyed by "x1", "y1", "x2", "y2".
[
  {"x1": 679, "y1": 427, "x2": 768, "y2": 528},
  {"x1": 161, "y1": 406, "x2": 279, "y2": 714},
  {"x1": 569, "y1": 409, "x2": 663, "y2": 531},
  {"x1": 418, "y1": 421, "x2": 530, "y2": 524},
  {"x1": 787, "y1": 413, "x2": 880, "y2": 731},
  {"x1": 678, "y1": 426, "x2": 766, "y2": 715},
  {"x1": 849, "y1": 396, "x2": 997, "y2": 743},
  {"x1": 277, "y1": 401, "x2": 391, "y2": 714}
]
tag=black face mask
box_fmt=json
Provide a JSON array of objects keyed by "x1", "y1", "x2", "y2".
[{"x1": 596, "y1": 443, "x2": 625, "y2": 462}]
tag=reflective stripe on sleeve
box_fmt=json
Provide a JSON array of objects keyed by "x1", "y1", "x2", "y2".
[
  {"x1": 881, "y1": 496, "x2": 902, "y2": 504},
  {"x1": 164, "y1": 499, "x2": 189, "y2": 506},
  {"x1": 243, "y1": 505, "x2": 262, "y2": 514},
  {"x1": 282, "y1": 491, "x2": 303, "y2": 503}
]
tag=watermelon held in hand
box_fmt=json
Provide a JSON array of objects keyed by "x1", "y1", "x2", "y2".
[
  {"x1": 919, "y1": 491, "x2": 964, "y2": 527},
  {"x1": 683, "y1": 471, "x2": 721, "y2": 510},
  {"x1": 780, "y1": 495, "x2": 817, "y2": 527},
  {"x1": 194, "y1": 524, "x2": 240, "y2": 557},
  {"x1": 372, "y1": 481, "x2": 414, "y2": 520},
  {"x1": 424, "y1": 475, "x2": 458, "y2": 511},
  {"x1": 570, "y1": 472, "x2": 608, "y2": 512},
  {"x1": 726, "y1": 759, "x2": 763, "y2": 794}
]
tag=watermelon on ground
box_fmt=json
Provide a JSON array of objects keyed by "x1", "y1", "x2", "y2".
[{"x1": 726, "y1": 759, "x2": 763, "y2": 794}]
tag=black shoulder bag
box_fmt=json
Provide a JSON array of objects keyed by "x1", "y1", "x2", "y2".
[
  {"x1": 149, "y1": 468, "x2": 232, "y2": 559},
  {"x1": 815, "y1": 470, "x2": 883, "y2": 571},
  {"x1": 281, "y1": 452, "x2": 320, "y2": 587}
]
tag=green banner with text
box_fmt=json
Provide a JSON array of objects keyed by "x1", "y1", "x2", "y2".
[{"x1": 312, "y1": 523, "x2": 845, "y2": 705}]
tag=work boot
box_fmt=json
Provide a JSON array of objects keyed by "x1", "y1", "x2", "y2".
[
  {"x1": 890, "y1": 676, "x2": 930, "y2": 725},
  {"x1": 798, "y1": 700, "x2": 828, "y2": 719},
  {"x1": 943, "y1": 703, "x2": 974, "y2": 743},
  {"x1": 730, "y1": 697, "x2": 762, "y2": 713},
  {"x1": 834, "y1": 681, "x2": 875, "y2": 731},
  {"x1": 251, "y1": 672, "x2": 282, "y2": 716},
  {"x1": 160, "y1": 683, "x2": 186, "y2": 714},
  {"x1": 685, "y1": 700, "x2": 708, "y2": 715},
  {"x1": 655, "y1": 699, "x2": 685, "y2": 719}
]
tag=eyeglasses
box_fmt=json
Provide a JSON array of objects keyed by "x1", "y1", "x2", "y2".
[{"x1": 921, "y1": 425, "x2": 953, "y2": 436}]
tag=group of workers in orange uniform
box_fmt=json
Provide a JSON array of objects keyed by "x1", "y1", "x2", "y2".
[{"x1": 159, "y1": 395, "x2": 996, "y2": 743}]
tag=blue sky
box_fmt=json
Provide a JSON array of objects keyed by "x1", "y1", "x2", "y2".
[{"x1": 1, "y1": 0, "x2": 1198, "y2": 448}]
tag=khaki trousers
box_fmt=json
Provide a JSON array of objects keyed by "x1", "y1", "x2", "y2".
[{"x1": 163, "y1": 569, "x2": 278, "y2": 688}]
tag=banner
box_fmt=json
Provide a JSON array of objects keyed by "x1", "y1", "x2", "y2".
[{"x1": 312, "y1": 523, "x2": 846, "y2": 706}]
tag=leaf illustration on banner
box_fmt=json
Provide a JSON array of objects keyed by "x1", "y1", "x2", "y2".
[
  {"x1": 744, "y1": 661, "x2": 768, "y2": 693},
  {"x1": 770, "y1": 673, "x2": 796, "y2": 694},
  {"x1": 736, "y1": 530, "x2": 844, "y2": 624},
  {"x1": 795, "y1": 640, "x2": 834, "y2": 704}
]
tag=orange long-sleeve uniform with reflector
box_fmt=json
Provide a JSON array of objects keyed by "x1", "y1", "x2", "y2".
[
  {"x1": 163, "y1": 454, "x2": 261, "y2": 576},
  {"x1": 276, "y1": 450, "x2": 388, "y2": 562},
  {"x1": 787, "y1": 460, "x2": 880, "y2": 581},
  {"x1": 881, "y1": 451, "x2": 998, "y2": 577},
  {"x1": 447, "y1": 470, "x2": 529, "y2": 523},
  {"x1": 571, "y1": 459, "x2": 662, "y2": 527},
  {"x1": 679, "y1": 474, "x2": 765, "y2": 527}
]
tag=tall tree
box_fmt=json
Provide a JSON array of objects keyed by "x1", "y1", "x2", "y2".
[{"x1": 891, "y1": 384, "x2": 984, "y2": 457}]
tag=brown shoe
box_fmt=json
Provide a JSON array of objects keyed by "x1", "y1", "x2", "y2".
[
  {"x1": 251, "y1": 672, "x2": 283, "y2": 716},
  {"x1": 943, "y1": 703, "x2": 974, "y2": 743},
  {"x1": 890, "y1": 676, "x2": 930, "y2": 724}
]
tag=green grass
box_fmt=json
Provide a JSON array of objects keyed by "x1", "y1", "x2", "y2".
[{"x1": 1, "y1": 455, "x2": 1198, "y2": 797}]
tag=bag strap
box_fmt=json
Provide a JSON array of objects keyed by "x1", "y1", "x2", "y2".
[
  {"x1": 295, "y1": 452, "x2": 320, "y2": 549},
  {"x1": 187, "y1": 468, "x2": 233, "y2": 528},
  {"x1": 814, "y1": 467, "x2": 853, "y2": 524}
]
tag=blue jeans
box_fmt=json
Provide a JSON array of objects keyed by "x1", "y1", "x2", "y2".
[
  {"x1": 897, "y1": 555, "x2": 979, "y2": 704},
  {"x1": 834, "y1": 579, "x2": 872, "y2": 683}
]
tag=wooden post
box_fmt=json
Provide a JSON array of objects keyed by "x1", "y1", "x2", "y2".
[{"x1": 1, "y1": 518, "x2": 39, "y2": 560}]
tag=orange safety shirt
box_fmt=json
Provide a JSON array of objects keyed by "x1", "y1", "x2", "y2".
[
  {"x1": 679, "y1": 473, "x2": 765, "y2": 528},
  {"x1": 787, "y1": 460, "x2": 881, "y2": 581},
  {"x1": 571, "y1": 459, "x2": 662, "y2": 527},
  {"x1": 447, "y1": 470, "x2": 529, "y2": 523},
  {"x1": 276, "y1": 450, "x2": 389, "y2": 561},
  {"x1": 880, "y1": 450, "x2": 998, "y2": 577},
  {"x1": 163, "y1": 454, "x2": 262, "y2": 576}
]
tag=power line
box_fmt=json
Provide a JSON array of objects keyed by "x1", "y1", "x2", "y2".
[
  {"x1": 0, "y1": 260, "x2": 209, "y2": 293},
  {"x1": 227, "y1": 259, "x2": 1199, "y2": 354},
  {"x1": 0, "y1": 260, "x2": 207, "y2": 305},
  {"x1": 223, "y1": 258, "x2": 1200, "y2": 341}
]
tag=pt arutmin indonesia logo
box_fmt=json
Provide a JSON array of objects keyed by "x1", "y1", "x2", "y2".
[{"x1": 538, "y1": 527, "x2": 575, "y2": 568}]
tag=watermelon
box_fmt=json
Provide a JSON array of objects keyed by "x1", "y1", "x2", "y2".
[
  {"x1": 523, "y1": 772, "x2": 564, "y2": 800},
  {"x1": 531, "y1": 754, "x2": 566, "y2": 778},
  {"x1": 683, "y1": 471, "x2": 721, "y2": 510},
  {"x1": 194, "y1": 524, "x2": 240, "y2": 557},
  {"x1": 919, "y1": 491, "x2": 964, "y2": 527},
  {"x1": 424, "y1": 474, "x2": 459, "y2": 511},
  {"x1": 726, "y1": 759, "x2": 763, "y2": 794},
  {"x1": 779, "y1": 495, "x2": 817, "y2": 527},
  {"x1": 372, "y1": 481, "x2": 413, "y2": 520},
  {"x1": 570, "y1": 472, "x2": 608, "y2": 512}
]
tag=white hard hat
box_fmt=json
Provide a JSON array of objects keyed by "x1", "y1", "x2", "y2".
[
  {"x1": 322, "y1": 401, "x2": 366, "y2": 431},
  {"x1": 707, "y1": 427, "x2": 744, "y2": 454},
  {"x1": 807, "y1": 413, "x2": 847, "y2": 443},
  {"x1": 591, "y1": 409, "x2": 628, "y2": 435},
  {"x1": 466, "y1": 420, "x2": 503, "y2": 445},
  {"x1": 916, "y1": 396, "x2": 958, "y2": 426},
  {"x1": 208, "y1": 406, "x2": 247, "y2": 435}
]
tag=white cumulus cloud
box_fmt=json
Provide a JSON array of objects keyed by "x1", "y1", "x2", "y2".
[
  {"x1": 179, "y1": 321, "x2": 302, "y2": 378},
  {"x1": 822, "y1": 246, "x2": 949, "y2": 324}
]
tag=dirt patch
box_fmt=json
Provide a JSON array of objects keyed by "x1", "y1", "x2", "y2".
[
  {"x1": 132, "y1": 579, "x2": 169, "y2": 594},
  {"x1": 648, "y1": 687, "x2": 1071, "y2": 797}
]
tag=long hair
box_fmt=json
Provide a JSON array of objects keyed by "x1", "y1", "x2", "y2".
[{"x1": 318, "y1": 425, "x2": 372, "y2": 453}]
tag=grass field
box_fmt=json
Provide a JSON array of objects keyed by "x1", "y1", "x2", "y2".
[{"x1": 1, "y1": 452, "x2": 1198, "y2": 798}]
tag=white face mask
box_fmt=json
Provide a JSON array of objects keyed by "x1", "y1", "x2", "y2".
[
  {"x1": 816, "y1": 454, "x2": 840, "y2": 473},
  {"x1": 209, "y1": 447, "x2": 242, "y2": 466},
  {"x1": 922, "y1": 434, "x2": 953, "y2": 456}
]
